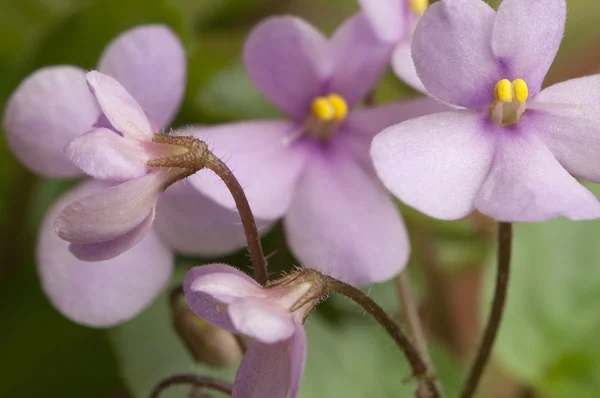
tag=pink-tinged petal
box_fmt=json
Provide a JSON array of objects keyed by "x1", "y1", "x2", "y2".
[
  {"x1": 229, "y1": 297, "x2": 296, "y2": 343},
  {"x1": 55, "y1": 171, "x2": 168, "y2": 244},
  {"x1": 412, "y1": 0, "x2": 501, "y2": 109},
  {"x1": 328, "y1": 13, "x2": 393, "y2": 106},
  {"x1": 3, "y1": 66, "x2": 99, "y2": 177},
  {"x1": 357, "y1": 0, "x2": 405, "y2": 42},
  {"x1": 37, "y1": 181, "x2": 173, "y2": 327},
  {"x1": 492, "y1": 0, "x2": 565, "y2": 96},
  {"x1": 86, "y1": 71, "x2": 153, "y2": 140},
  {"x1": 371, "y1": 111, "x2": 495, "y2": 220},
  {"x1": 189, "y1": 269, "x2": 263, "y2": 304},
  {"x1": 98, "y1": 25, "x2": 186, "y2": 129},
  {"x1": 155, "y1": 183, "x2": 274, "y2": 256},
  {"x1": 64, "y1": 127, "x2": 149, "y2": 181},
  {"x1": 474, "y1": 131, "x2": 600, "y2": 222},
  {"x1": 69, "y1": 208, "x2": 155, "y2": 261},
  {"x1": 244, "y1": 16, "x2": 330, "y2": 120},
  {"x1": 189, "y1": 121, "x2": 310, "y2": 219},
  {"x1": 232, "y1": 339, "x2": 292, "y2": 398},
  {"x1": 391, "y1": 41, "x2": 426, "y2": 93},
  {"x1": 529, "y1": 75, "x2": 600, "y2": 183},
  {"x1": 289, "y1": 324, "x2": 308, "y2": 398},
  {"x1": 285, "y1": 149, "x2": 409, "y2": 285}
]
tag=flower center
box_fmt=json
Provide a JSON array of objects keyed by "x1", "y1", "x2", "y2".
[
  {"x1": 409, "y1": 0, "x2": 429, "y2": 17},
  {"x1": 489, "y1": 78, "x2": 529, "y2": 126}
]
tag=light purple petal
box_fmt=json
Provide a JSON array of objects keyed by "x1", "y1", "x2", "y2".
[
  {"x1": 391, "y1": 41, "x2": 426, "y2": 93},
  {"x1": 474, "y1": 131, "x2": 600, "y2": 222},
  {"x1": 371, "y1": 111, "x2": 495, "y2": 220},
  {"x1": 491, "y1": 0, "x2": 565, "y2": 96},
  {"x1": 64, "y1": 127, "x2": 149, "y2": 181},
  {"x1": 285, "y1": 149, "x2": 409, "y2": 285},
  {"x1": 529, "y1": 75, "x2": 600, "y2": 183},
  {"x1": 3, "y1": 66, "x2": 99, "y2": 177},
  {"x1": 37, "y1": 181, "x2": 173, "y2": 327},
  {"x1": 55, "y1": 171, "x2": 168, "y2": 244},
  {"x1": 232, "y1": 339, "x2": 292, "y2": 398},
  {"x1": 328, "y1": 13, "x2": 393, "y2": 106},
  {"x1": 86, "y1": 71, "x2": 153, "y2": 140},
  {"x1": 412, "y1": 0, "x2": 501, "y2": 109},
  {"x1": 189, "y1": 121, "x2": 310, "y2": 220},
  {"x1": 244, "y1": 16, "x2": 330, "y2": 120},
  {"x1": 98, "y1": 25, "x2": 186, "y2": 129},
  {"x1": 229, "y1": 297, "x2": 295, "y2": 343},
  {"x1": 189, "y1": 268, "x2": 263, "y2": 304},
  {"x1": 357, "y1": 0, "x2": 404, "y2": 42},
  {"x1": 289, "y1": 324, "x2": 308, "y2": 398}
]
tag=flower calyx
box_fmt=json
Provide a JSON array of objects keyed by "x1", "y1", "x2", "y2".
[{"x1": 267, "y1": 269, "x2": 329, "y2": 321}]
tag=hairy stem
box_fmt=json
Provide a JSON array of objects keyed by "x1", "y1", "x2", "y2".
[
  {"x1": 150, "y1": 374, "x2": 232, "y2": 397},
  {"x1": 460, "y1": 222, "x2": 513, "y2": 398}
]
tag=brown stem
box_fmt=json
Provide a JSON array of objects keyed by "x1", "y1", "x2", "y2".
[
  {"x1": 149, "y1": 374, "x2": 232, "y2": 397},
  {"x1": 460, "y1": 222, "x2": 513, "y2": 398},
  {"x1": 205, "y1": 153, "x2": 268, "y2": 285},
  {"x1": 324, "y1": 276, "x2": 441, "y2": 398}
]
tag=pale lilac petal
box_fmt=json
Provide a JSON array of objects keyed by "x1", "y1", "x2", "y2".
[
  {"x1": 371, "y1": 111, "x2": 496, "y2": 220},
  {"x1": 98, "y1": 25, "x2": 186, "y2": 129},
  {"x1": 189, "y1": 269, "x2": 263, "y2": 304},
  {"x1": 285, "y1": 149, "x2": 409, "y2": 285},
  {"x1": 391, "y1": 41, "x2": 426, "y2": 93},
  {"x1": 529, "y1": 75, "x2": 600, "y2": 183},
  {"x1": 289, "y1": 324, "x2": 307, "y2": 398},
  {"x1": 475, "y1": 132, "x2": 600, "y2": 222},
  {"x1": 244, "y1": 16, "x2": 330, "y2": 120},
  {"x1": 86, "y1": 71, "x2": 153, "y2": 140},
  {"x1": 3, "y1": 66, "x2": 99, "y2": 177},
  {"x1": 55, "y1": 171, "x2": 167, "y2": 243},
  {"x1": 37, "y1": 181, "x2": 173, "y2": 327},
  {"x1": 64, "y1": 127, "x2": 149, "y2": 181},
  {"x1": 232, "y1": 339, "x2": 292, "y2": 398},
  {"x1": 229, "y1": 297, "x2": 295, "y2": 343},
  {"x1": 189, "y1": 121, "x2": 310, "y2": 219},
  {"x1": 328, "y1": 13, "x2": 393, "y2": 106},
  {"x1": 412, "y1": 0, "x2": 501, "y2": 108},
  {"x1": 492, "y1": 0, "x2": 565, "y2": 95},
  {"x1": 69, "y1": 208, "x2": 155, "y2": 261},
  {"x1": 357, "y1": 0, "x2": 404, "y2": 42}
]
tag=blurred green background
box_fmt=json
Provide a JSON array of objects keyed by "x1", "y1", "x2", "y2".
[{"x1": 1, "y1": 0, "x2": 600, "y2": 397}]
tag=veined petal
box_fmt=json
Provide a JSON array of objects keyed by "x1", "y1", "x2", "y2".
[
  {"x1": 475, "y1": 131, "x2": 600, "y2": 222},
  {"x1": 371, "y1": 111, "x2": 496, "y2": 220},
  {"x1": 412, "y1": 0, "x2": 501, "y2": 109},
  {"x1": 391, "y1": 41, "x2": 426, "y2": 93},
  {"x1": 3, "y1": 66, "x2": 99, "y2": 177},
  {"x1": 244, "y1": 16, "x2": 330, "y2": 120},
  {"x1": 492, "y1": 0, "x2": 565, "y2": 96},
  {"x1": 86, "y1": 71, "x2": 153, "y2": 140},
  {"x1": 64, "y1": 127, "x2": 149, "y2": 181},
  {"x1": 98, "y1": 25, "x2": 186, "y2": 129},
  {"x1": 289, "y1": 324, "x2": 308, "y2": 398},
  {"x1": 229, "y1": 297, "x2": 296, "y2": 343},
  {"x1": 37, "y1": 181, "x2": 173, "y2": 327},
  {"x1": 357, "y1": 0, "x2": 405, "y2": 42}
]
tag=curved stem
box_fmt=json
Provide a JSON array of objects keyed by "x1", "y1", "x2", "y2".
[
  {"x1": 205, "y1": 153, "x2": 268, "y2": 285},
  {"x1": 460, "y1": 222, "x2": 513, "y2": 398},
  {"x1": 324, "y1": 276, "x2": 441, "y2": 398},
  {"x1": 150, "y1": 374, "x2": 232, "y2": 397}
]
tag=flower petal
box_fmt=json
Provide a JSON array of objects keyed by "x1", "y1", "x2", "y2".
[
  {"x1": 371, "y1": 111, "x2": 495, "y2": 220},
  {"x1": 189, "y1": 268, "x2": 263, "y2": 304},
  {"x1": 289, "y1": 324, "x2": 308, "y2": 398},
  {"x1": 391, "y1": 41, "x2": 426, "y2": 93},
  {"x1": 412, "y1": 0, "x2": 501, "y2": 109},
  {"x1": 98, "y1": 25, "x2": 186, "y2": 129},
  {"x1": 357, "y1": 0, "x2": 405, "y2": 42},
  {"x1": 529, "y1": 75, "x2": 600, "y2": 183},
  {"x1": 3, "y1": 66, "x2": 99, "y2": 177},
  {"x1": 37, "y1": 181, "x2": 173, "y2": 327},
  {"x1": 188, "y1": 121, "x2": 309, "y2": 219},
  {"x1": 285, "y1": 149, "x2": 409, "y2": 285},
  {"x1": 244, "y1": 16, "x2": 330, "y2": 120},
  {"x1": 491, "y1": 0, "x2": 565, "y2": 96},
  {"x1": 232, "y1": 339, "x2": 292, "y2": 398},
  {"x1": 64, "y1": 127, "x2": 149, "y2": 181},
  {"x1": 474, "y1": 131, "x2": 600, "y2": 222},
  {"x1": 229, "y1": 297, "x2": 295, "y2": 343},
  {"x1": 86, "y1": 71, "x2": 153, "y2": 140}
]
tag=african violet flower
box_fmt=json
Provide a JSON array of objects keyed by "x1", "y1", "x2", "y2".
[
  {"x1": 185, "y1": 264, "x2": 325, "y2": 398},
  {"x1": 371, "y1": 0, "x2": 600, "y2": 222},
  {"x1": 189, "y1": 15, "x2": 448, "y2": 286}
]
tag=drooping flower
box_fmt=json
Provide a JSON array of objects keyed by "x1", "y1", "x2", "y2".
[
  {"x1": 184, "y1": 264, "x2": 326, "y2": 398},
  {"x1": 371, "y1": 0, "x2": 600, "y2": 222},
  {"x1": 188, "y1": 15, "x2": 449, "y2": 286}
]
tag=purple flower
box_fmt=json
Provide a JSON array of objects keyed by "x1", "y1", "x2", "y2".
[
  {"x1": 371, "y1": 0, "x2": 600, "y2": 222},
  {"x1": 184, "y1": 264, "x2": 324, "y2": 398},
  {"x1": 188, "y1": 16, "x2": 449, "y2": 286}
]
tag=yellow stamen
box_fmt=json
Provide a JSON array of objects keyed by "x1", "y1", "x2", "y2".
[
  {"x1": 494, "y1": 79, "x2": 513, "y2": 103},
  {"x1": 409, "y1": 0, "x2": 429, "y2": 17},
  {"x1": 512, "y1": 79, "x2": 528, "y2": 103},
  {"x1": 311, "y1": 97, "x2": 335, "y2": 121},
  {"x1": 327, "y1": 94, "x2": 348, "y2": 121}
]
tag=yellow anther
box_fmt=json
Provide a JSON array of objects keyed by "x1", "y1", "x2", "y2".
[
  {"x1": 327, "y1": 94, "x2": 348, "y2": 121},
  {"x1": 311, "y1": 97, "x2": 335, "y2": 121},
  {"x1": 409, "y1": 0, "x2": 429, "y2": 17},
  {"x1": 512, "y1": 79, "x2": 528, "y2": 103},
  {"x1": 494, "y1": 79, "x2": 513, "y2": 103}
]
